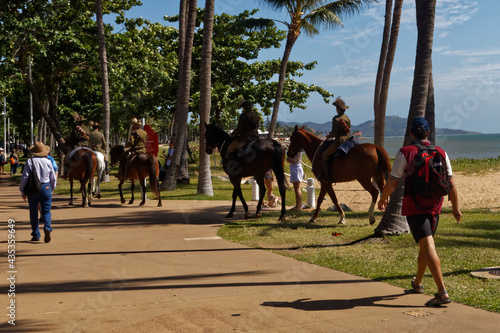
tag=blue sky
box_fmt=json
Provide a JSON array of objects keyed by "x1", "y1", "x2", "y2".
[{"x1": 121, "y1": 0, "x2": 500, "y2": 134}]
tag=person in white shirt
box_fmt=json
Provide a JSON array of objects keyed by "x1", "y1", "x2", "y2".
[{"x1": 20, "y1": 142, "x2": 57, "y2": 243}]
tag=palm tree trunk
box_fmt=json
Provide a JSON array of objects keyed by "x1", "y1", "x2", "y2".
[
  {"x1": 162, "y1": 0, "x2": 197, "y2": 191},
  {"x1": 267, "y1": 30, "x2": 298, "y2": 139},
  {"x1": 95, "y1": 0, "x2": 111, "y2": 182},
  {"x1": 374, "y1": 0, "x2": 393, "y2": 146},
  {"x1": 376, "y1": 0, "x2": 436, "y2": 236},
  {"x1": 197, "y1": 0, "x2": 215, "y2": 196},
  {"x1": 375, "y1": 0, "x2": 403, "y2": 147}
]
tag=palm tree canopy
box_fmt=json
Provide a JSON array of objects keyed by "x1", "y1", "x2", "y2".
[{"x1": 259, "y1": 0, "x2": 377, "y2": 37}]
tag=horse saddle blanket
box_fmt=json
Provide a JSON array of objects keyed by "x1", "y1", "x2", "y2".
[
  {"x1": 237, "y1": 138, "x2": 259, "y2": 158},
  {"x1": 68, "y1": 147, "x2": 95, "y2": 160},
  {"x1": 336, "y1": 136, "x2": 359, "y2": 156}
]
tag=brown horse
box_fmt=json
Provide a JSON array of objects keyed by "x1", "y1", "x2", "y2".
[
  {"x1": 287, "y1": 126, "x2": 391, "y2": 225},
  {"x1": 67, "y1": 147, "x2": 97, "y2": 207},
  {"x1": 109, "y1": 145, "x2": 162, "y2": 207},
  {"x1": 204, "y1": 123, "x2": 286, "y2": 221}
]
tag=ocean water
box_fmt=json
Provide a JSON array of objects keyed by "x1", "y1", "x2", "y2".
[{"x1": 364, "y1": 133, "x2": 500, "y2": 159}]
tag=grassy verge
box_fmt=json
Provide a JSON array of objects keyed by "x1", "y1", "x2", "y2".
[{"x1": 217, "y1": 208, "x2": 500, "y2": 313}]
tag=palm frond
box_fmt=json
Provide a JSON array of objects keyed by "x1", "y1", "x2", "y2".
[
  {"x1": 258, "y1": 0, "x2": 290, "y2": 12},
  {"x1": 323, "y1": 0, "x2": 378, "y2": 19},
  {"x1": 232, "y1": 18, "x2": 277, "y2": 32},
  {"x1": 305, "y1": 7, "x2": 343, "y2": 31},
  {"x1": 300, "y1": 21, "x2": 320, "y2": 37}
]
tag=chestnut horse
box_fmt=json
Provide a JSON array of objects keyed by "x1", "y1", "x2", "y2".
[
  {"x1": 109, "y1": 145, "x2": 162, "y2": 207},
  {"x1": 204, "y1": 123, "x2": 286, "y2": 221},
  {"x1": 67, "y1": 147, "x2": 97, "y2": 207},
  {"x1": 287, "y1": 126, "x2": 391, "y2": 225}
]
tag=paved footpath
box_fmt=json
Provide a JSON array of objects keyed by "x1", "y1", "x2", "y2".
[{"x1": 0, "y1": 174, "x2": 499, "y2": 332}]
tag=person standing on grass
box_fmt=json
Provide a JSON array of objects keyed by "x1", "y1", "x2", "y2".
[
  {"x1": 287, "y1": 151, "x2": 304, "y2": 210},
  {"x1": 378, "y1": 117, "x2": 462, "y2": 307}
]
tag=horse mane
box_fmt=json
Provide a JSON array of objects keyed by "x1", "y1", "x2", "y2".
[
  {"x1": 297, "y1": 127, "x2": 322, "y2": 144},
  {"x1": 208, "y1": 123, "x2": 229, "y2": 141}
]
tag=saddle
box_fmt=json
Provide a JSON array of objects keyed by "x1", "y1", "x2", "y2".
[{"x1": 236, "y1": 138, "x2": 259, "y2": 158}]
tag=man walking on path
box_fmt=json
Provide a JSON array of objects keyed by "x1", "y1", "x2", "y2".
[{"x1": 378, "y1": 117, "x2": 462, "y2": 307}]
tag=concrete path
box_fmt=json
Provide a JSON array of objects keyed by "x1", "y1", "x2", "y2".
[{"x1": 0, "y1": 174, "x2": 498, "y2": 332}]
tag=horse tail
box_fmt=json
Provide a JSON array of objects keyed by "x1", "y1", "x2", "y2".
[
  {"x1": 83, "y1": 151, "x2": 94, "y2": 186},
  {"x1": 148, "y1": 156, "x2": 160, "y2": 196},
  {"x1": 375, "y1": 146, "x2": 392, "y2": 189}
]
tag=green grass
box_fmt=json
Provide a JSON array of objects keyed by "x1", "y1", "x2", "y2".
[{"x1": 217, "y1": 208, "x2": 500, "y2": 313}]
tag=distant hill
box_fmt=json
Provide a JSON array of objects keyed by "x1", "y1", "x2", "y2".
[{"x1": 279, "y1": 116, "x2": 481, "y2": 137}]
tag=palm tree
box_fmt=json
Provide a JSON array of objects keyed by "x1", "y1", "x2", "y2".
[
  {"x1": 197, "y1": 0, "x2": 215, "y2": 196},
  {"x1": 162, "y1": 0, "x2": 197, "y2": 191},
  {"x1": 255, "y1": 0, "x2": 376, "y2": 138},
  {"x1": 374, "y1": 0, "x2": 403, "y2": 147},
  {"x1": 95, "y1": 0, "x2": 111, "y2": 182},
  {"x1": 375, "y1": 0, "x2": 436, "y2": 236}
]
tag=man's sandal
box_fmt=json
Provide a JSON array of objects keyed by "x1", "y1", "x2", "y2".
[
  {"x1": 425, "y1": 290, "x2": 451, "y2": 307},
  {"x1": 411, "y1": 277, "x2": 424, "y2": 294}
]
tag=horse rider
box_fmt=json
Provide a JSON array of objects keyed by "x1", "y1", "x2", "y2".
[
  {"x1": 61, "y1": 113, "x2": 90, "y2": 179},
  {"x1": 318, "y1": 97, "x2": 351, "y2": 181},
  {"x1": 89, "y1": 121, "x2": 110, "y2": 174},
  {"x1": 121, "y1": 118, "x2": 148, "y2": 176},
  {"x1": 226, "y1": 100, "x2": 260, "y2": 157}
]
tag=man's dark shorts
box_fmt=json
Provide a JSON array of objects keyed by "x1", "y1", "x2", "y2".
[{"x1": 406, "y1": 214, "x2": 440, "y2": 243}]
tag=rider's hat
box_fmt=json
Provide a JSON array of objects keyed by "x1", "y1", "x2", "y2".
[
  {"x1": 132, "y1": 118, "x2": 142, "y2": 126},
  {"x1": 237, "y1": 99, "x2": 253, "y2": 109},
  {"x1": 29, "y1": 141, "x2": 50, "y2": 157},
  {"x1": 332, "y1": 97, "x2": 349, "y2": 110},
  {"x1": 72, "y1": 112, "x2": 87, "y2": 122}
]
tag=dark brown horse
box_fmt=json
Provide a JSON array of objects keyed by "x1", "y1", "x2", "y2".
[
  {"x1": 67, "y1": 147, "x2": 97, "y2": 207},
  {"x1": 109, "y1": 145, "x2": 162, "y2": 207},
  {"x1": 287, "y1": 126, "x2": 391, "y2": 225},
  {"x1": 204, "y1": 123, "x2": 286, "y2": 221}
]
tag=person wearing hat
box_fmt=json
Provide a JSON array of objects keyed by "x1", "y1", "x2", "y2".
[
  {"x1": 318, "y1": 97, "x2": 352, "y2": 181},
  {"x1": 89, "y1": 121, "x2": 110, "y2": 174},
  {"x1": 69, "y1": 113, "x2": 91, "y2": 148},
  {"x1": 378, "y1": 116, "x2": 462, "y2": 307},
  {"x1": 227, "y1": 100, "x2": 260, "y2": 155},
  {"x1": 61, "y1": 113, "x2": 91, "y2": 179},
  {"x1": 125, "y1": 118, "x2": 147, "y2": 154},
  {"x1": 19, "y1": 142, "x2": 57, "y2": 243}
]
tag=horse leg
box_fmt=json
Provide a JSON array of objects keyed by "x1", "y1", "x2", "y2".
[
  {"x1": 139, "y1": 179, "x2": 146, "y2": 206},
  {"x1": 226, "y1": 187, "x2": 238, "y2": 218},
  {"x1": 69, "y1": 178, "x2": 74, "y2": 205},
  {"x1": 325, "y1": 184, "x2": 345, "y2": 225},
  {"x1": 87, "y1": 178, "x2": 93, "y2": 207},
  {"x1": 237, "y1": 184, "x2": 250, "y2": 219},
  {"x1": 81, "y1": 181, "x2": 87, "y2": 208},
  {"x1": 118, "y1": 180, "x2": 126, "y2": 204},
  {"x1": 128, "y1": 180, "x2": 135, "y2": 205},
  {"x1": 358, "y1": 178, "x2": 380, "y2": 225},
  {"x1": 309, "y1": 185, "x2": 327, "y2": 223},
  {"x1": 255, "y1": 177, "x2": 266, "y2": 218}
]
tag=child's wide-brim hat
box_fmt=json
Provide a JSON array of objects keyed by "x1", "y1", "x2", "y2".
[{"x1": 29, "y1": 142, "x2": 50, "y2": 157}]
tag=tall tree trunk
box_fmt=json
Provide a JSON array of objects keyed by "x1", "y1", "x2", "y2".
[
  {"x1": 161, "y1": 0, "x2": 197, "y2": 191},
  {"x1": 267, "y1": 29, "x2": 298, "y2": 139},
  {"x1": 197, "y1": 0, "x2": 215, "y2": 196},
  {"x1": 375, "y1": 0, "x2": 403, "y2": 147},
  {"x1": 425, "y1": 71, "x2": 435, "y2": 144},
  {"x1": 375, "y1": 0, "x2": 436, "y2": 236},
  {"x1": 374, "y1": 0, "x2": 393, "y2": 146},
  {"x1": 95, "y1": 0, "x2": 111, "y2": 182}
]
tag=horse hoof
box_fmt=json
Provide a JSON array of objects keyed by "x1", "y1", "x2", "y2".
[
  {"x1": 278, "y1": 216, "x2": 286, "y2": 222},
  {"x1": 255, "y1": 213, "x2": 261, "y2": 218},
  {"x1": 139, "y1": 202, "x2": 145, "y2": 206},
  {"x1": 96, "y1": 195, "x2": 101, "y2": 199},
  {"x1": 226, "y1": 213, "x2": 233, "y2": 218},
  {"x1": 369, "y1": 217, "x2": 376, "y2": 225},
  {"x1": 338, "y1": 219, "x2": 346, "y2": 225},
  {"x1": 308, "y1": 218, "x2": 316, "y2": 224},
  {"x1": 244, "y1": 214, "x2": 251, "y2": 219},
  {"x1": 128, "y1": 201, "x2": 134, "y2": 205},
  {"x1": 121, "y1": 199, "x2": 126, "y2": 204}
]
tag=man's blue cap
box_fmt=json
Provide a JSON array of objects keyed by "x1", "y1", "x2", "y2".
[{"x1": 411, "y1": 117, "x2": 429, "y2": 134}]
